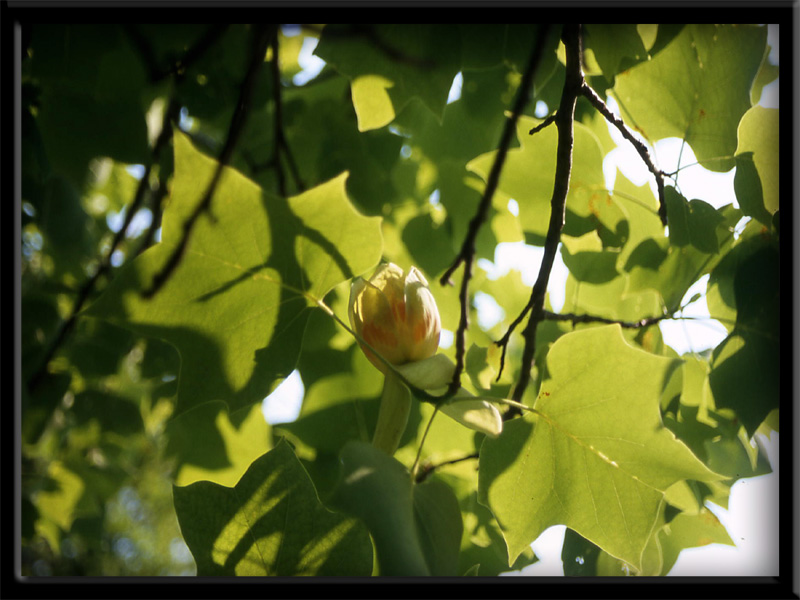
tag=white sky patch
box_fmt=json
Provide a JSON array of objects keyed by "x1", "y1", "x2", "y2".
[
  {"x1": 439, "y1": 328, "x2": 454, "y2": 349},
  {"x1": 477, "y1": 241, "x2": 567, "y2": 313},
  {"x1": 125, "y1": 164, "x2": 145, "y2": 180},
  {"x1": 658, "y1": 274, "x2": 728, "y2": 355},
  {"x1": 261, "y1": 369, "x2": 305, "y2": 425},
  {"x1": 507, "y1": 198, "x2": 519, "y2": 216},
  {"x1": 293, "y1": 36, "x2": 326, "y2": 85},
  {"x1": 502, "y1": 525, "x2": 566, "y2": 576},
  {"x1": 668, "y1": 433, "x2": 779, "y2": 576},
  {"x1": 473, "y1": 291, "x2": 505, "y2": 330},
  {"x1": 105, "y1": 207, "x2": 153, "y2": 238},
  {"x1": 448, "y1": 72, "x2": 463, "y2": 104}
]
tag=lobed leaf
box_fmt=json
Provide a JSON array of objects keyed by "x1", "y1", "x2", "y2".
[
  {"x1": 479, "y1": 325, "x2": 721, "y2": 569},
  {"x1": 85, "y1": 131, "x2": 382, "y2": 416},
  {"x1": 173, "y1": 440, "x2": 373, "y2": 576}
]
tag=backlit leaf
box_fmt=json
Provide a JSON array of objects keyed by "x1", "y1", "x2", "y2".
[
  {"x1": 173, "y1": 440, "x2": 373, "y2": 575},
  {"x1": 86, "y1": 131, "x2": 382, "y2": 416},
  {"x1": 479, "y1": 325, "x2": 720, "y2": 569},
  {"x1": 612, "y1": 24, "x2": 766, "y2": 172}
]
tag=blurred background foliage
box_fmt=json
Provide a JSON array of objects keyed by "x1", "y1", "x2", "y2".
[{"x1": 19, "y1": 23, "x2": 779, "y2": 576}]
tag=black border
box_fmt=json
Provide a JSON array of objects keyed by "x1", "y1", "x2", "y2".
[{"x1": 3, "y1": 3, "x2": 798, "y2": 599}]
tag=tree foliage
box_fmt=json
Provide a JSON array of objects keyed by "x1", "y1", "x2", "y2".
[{"x1": 19, "y1": 22, "x2": 782, "y2": 579}]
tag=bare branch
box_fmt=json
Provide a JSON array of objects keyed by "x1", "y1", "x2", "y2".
[
  {"x1": 269, "y1": 33, "x2": 306, "y2": 196},
  {"x1": 123, "y1": 24, "x2": 229, "y2": 84},
  {"x1": 414, "y1": 452, "x2": 478, "y2": 484},
  {"x1": 437, "y1": 24, "x2": 552, "y2": 398},
  {"x1": 26, "y1": 98, "x2": 180, "y2": 394},
  {"x1": 529, "y1": 114, "x2": 557, "y2": 135},
  {"x1": 579, "y1": 82, "x2": 668, "y2": 226},
  {"x1": 502, "y1": 24, "x2": 584, "y2": 419},
  {"x1": 542, "y1": 309, "x2": 670, "y2": 329},
  {"x1": 142, "y1": 24, "x2": 276, "y2": 299}
]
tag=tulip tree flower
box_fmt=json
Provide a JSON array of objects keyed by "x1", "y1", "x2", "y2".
[
  {"x1": 349, "y1": 263, "x2": 441, "y2": 373},
  {"x1": 349, "y1": 263, "x2": 441, "y2": 455},
  {"x1": 349, "y1": 263, "x2": 502, "y2": 456}
]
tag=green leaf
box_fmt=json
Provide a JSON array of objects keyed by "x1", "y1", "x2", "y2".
[
  {"x1": 736, "y1": 106, "x2": 779, "y2": 215},
  {"x1": 328, "y1": 440, "x2": 462, "y2": 576},
  {"x1": 448, "y1": 473, "x2": 538, "y2": 576},
  {"x1": 165, "y1": 402, "x2": 271, "y2": 487},
  {"x1": 278, "y1": 349, "x2": 389, "y2": 456},
  {"x1": 314, "y1": 25, "x2": 461, "y2": 131},
  {"x1": 395, "y1": 354, "x2": 503, "y2": 438},
  {"x1": 562, "y1": 528, "x2": 602, "y2": 576},
  {"x1": 351, "y1": 74, "x2": 396, "y2": 131},
  {"x1": 467, "y1": 115, "x2": 606, "y2": 241},
  {"x1": 664, "y1": 188, "x2": 726, "y2": 253},
  {"x1": 173, "y1": 440, "x2": 373, "y2": 576},
  {"x1": 584, "y1": 24, "x2": 648, "y2": 81},
  {"x1": 34, "y1": 461, "x2": 85, "y2": 533},
  {"x1": 85, "y1": 131, "x2": 383, "y2": 416},
  {"x1": 561, "y1": 231, "x2": 620, "y2": 284},
  {"x1": 479, "y1": 325, "x2": 720, "y2": 569},
  {"x1": 612, "y1": 24, "x2": 767, "y2": 172},
  {"x1": 734, "y1": 153, "x2": 772, "y2": 226},
  {"x1": 750, "y1": 50, "x2": 779, "y2": 106},
  {"x1": 709, "y1": 238, "x2": 779, "y2": 437},
  {"x1": 659, "y1": 508, "x2": 734, "y2": 575}
]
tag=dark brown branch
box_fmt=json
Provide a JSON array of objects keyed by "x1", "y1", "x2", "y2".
[
  {"x1": 542, "y1": 309, "x2": 670, "y2": 329},
  {"x1": 503, "y1": 24, "x2": 584, "y2": 419},
  {"x1": 529, "y1": 114, "x2": 557, "y2": 135},
  {"x1": 26, "y1": 98, "x2": 180, "y2": 394},
  {"x1": 579, "y1": 82, "x2": 668, "y2": 226},
  {"x1": 437, "y1": 25, "x2": 551, "y2": 399},
  {"x1": 142, "y1": 24, "x2": 276, "y2": 299},
  {"x1": 269, "y1": 34, "x2": 306, "y2": 196},
  {"x1": 414, "y1": 452, "x2": 478, "y2": 484},
  {"x1": 123, "y1": 24, "x2": 229, "y2": 84}
]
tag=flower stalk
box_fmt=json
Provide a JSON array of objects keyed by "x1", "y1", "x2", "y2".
[{"x1": 372, "y1": 372, "x2": 413, "y2": 455}]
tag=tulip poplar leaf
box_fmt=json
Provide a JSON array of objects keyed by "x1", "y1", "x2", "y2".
[
  {"x1": 85, "y1": 131, "x2": 383, "y2": 415},
  {"x1": 173, "y1": 440, "x2": 373, "y2": 576},
  {"x1": 612, "y1": 24, "x2": 766, "y2": 172},
  {"x1": 328, "y1": 440, "x2": 462, "y2": 576},
  {"x1": 479, "y1": 325, "x2": 721, "y2": 569},
  {"x1": 314, "y1": 24, "x2": 461, "y2": 131}
]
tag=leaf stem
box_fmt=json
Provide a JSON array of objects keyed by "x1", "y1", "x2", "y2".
[{"x1": 410, "y1": 405, "x2": 440, "y2": 482}]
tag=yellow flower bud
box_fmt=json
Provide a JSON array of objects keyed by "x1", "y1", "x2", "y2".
[{"x1": 349, "y1": 263, "x2": 441, "y2": 373}]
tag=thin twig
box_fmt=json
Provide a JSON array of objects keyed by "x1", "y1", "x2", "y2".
[
  {"x1": 142, "y1": 24, "x2": 275, "y2": 299},
  {"x1": 269, "y1": 33, "x2": 306, "y2": 196},
  {"x1": 414, "y1": 452, "x2": 478, "y2": 484},
  {"x1": 26, "y1": 98, "x2": 180, "y2": 394},
  {"x1": 123, "y1": 24, "x2": 230, "y2": 84},
  {"x1": 438, "y1": 24, "x2": 551, "y2": 399},
  {"x1": 529, "y1": 114, "x2": 557, "y2": 135},
  {"x1": 542, "y1": 310, "x2": 670, "y2": 329},
  {"x1": 579, "y1": 82, "x2": 668, "y2": 226},
  {"x1": 503, "y1": 24, "x2": 584, "y2": 419}
]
